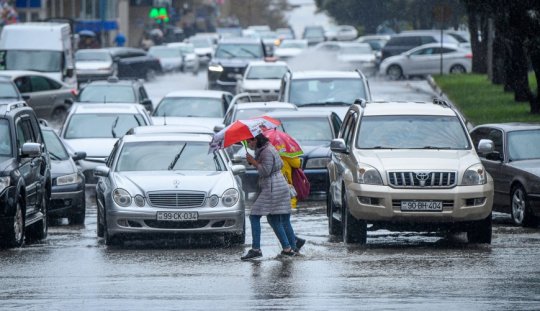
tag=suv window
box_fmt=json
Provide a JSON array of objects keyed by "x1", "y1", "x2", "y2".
[
  {"x1": 16, "y1": 117, "x2": 35, "y2": 148},
  {"x1": 356, "y1": 115, "x2": 470, "y2": 149},
  {"x1": 289, "y1": 78, "x2": 367, "y2": 106},
  {"x1": 0, "y1": 119, "x2": 12, "y2": 156}
]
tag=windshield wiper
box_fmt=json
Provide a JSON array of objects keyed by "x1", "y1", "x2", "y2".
[
  {"x1": 420, "y1": 146, "x2": 452, "y2": 149},
  {"x1": 239, "y1": 48, "x2": 258, "y2": 58},
  {"x1": 370, "y1": 146, "x2": 393, "y2": 149},
  {"x1": 218, "y1": 49, "x2": 236, "y2": 58},
  {"x1": 49, "y1": 151, "x2": 62, "y2": 160},
  {"x1": 168, "y1": 143, "x2": 187, "y2": 170},
  {"x1": 111, "y1": 116, "x2": 120, "y2": 138}
]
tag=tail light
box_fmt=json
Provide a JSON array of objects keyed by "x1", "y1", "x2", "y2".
[
  {"x1": 465, "y1": 53, "x2": 473, "y2": 59},
  {"x1": 71, "y1": 89, "x2": 78, "y2": 96}
]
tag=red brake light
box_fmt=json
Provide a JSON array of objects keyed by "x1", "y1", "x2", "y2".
[
  {"x1": 71, "y1": 89, "x2": 78, "y2": 96},
  {"x1": 465, "y1": 53, "x2": 473, "y2": 59}
]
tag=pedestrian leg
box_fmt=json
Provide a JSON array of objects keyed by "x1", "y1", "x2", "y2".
[
  {"x1": 241, "y1": 215, "x2": 263, "y2": 260},
  {"x1": 266, "y1": 214, "x2": 294, "y2": 256},
  {"x1": 280, "y1": 213, "x2": 297, "y2": 251}
]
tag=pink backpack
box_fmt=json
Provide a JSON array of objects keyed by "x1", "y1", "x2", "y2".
[{"x1": 292, "y1": 168, "x2": 310, "y2": 200}]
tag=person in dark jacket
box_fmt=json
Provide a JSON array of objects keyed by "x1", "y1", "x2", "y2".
[{"x1": 241, "y1": 134, "x2": 298, "y2": 260}]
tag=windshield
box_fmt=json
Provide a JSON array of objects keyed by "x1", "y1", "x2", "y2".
[
  {"x1": 289, "y1": 78, "x2": 367, "y2": 106},
  {"x1": 149, "y1": 47, "x2": 181, "y2": 58},
  {"x1": 341, "y1": 45, "x2": 372, "y2": 54},
  {"x1": 234, "y1": 108, "x2": 294, "y2": 121},
  {"x1": 246, "y1": 65, "x2": 288, "y2": 79},
  {"x1": 357, "y1": 115, "x2": 470, "y2": 149},
  {"x1": 0, "y1": 119, "x2": 12, "y2": 157},
  {"x1": 65, "y1": 114, "x2": 145, "y2": 139},
  {"x1": 75, "y1": 51, "x2": 112, "y2": 62},
  {"x1": 42, "y1": 129, "x2": 69, "y2": 160},
  {"x1": 116, "y1": 141, "x2": 224, "y2": 172},
  {"x1": 0, "y1": 81, "x2": 20, "y2": 99},
  {"x1": 153, "y1": 97, "x2": 224, "y2": 118},
  {"x1": 214, "y1": 44, "x2": 263, "y2": 59},
  {"x1": 279, "y1": 41, "x2": 307, "y2": 49},
  {"x1": 3, "y1": 50, "x2": 62, "y2": 72},
  {"x1": 79, "y1": 85, "x2": 136, "y2": 103},
  {"x1": 508, "y1": 129, "x2": 540, "y2": 161},
  {"x1": 279, "y1": 117, "x2": 332, "y2": 143},
  {"x1": 190, "y1": 38, "x2": 212, "y2": 48}
]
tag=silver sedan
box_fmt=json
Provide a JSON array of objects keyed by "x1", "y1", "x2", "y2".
[{"x1": 94, "y1": 132, "x2": 246, "y2": 245}]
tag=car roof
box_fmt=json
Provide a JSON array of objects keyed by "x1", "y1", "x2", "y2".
[
  {"x1": 122, "y1": 132, "x2": 212, "y2": 143},
  {"x1": 83, "y1": 78, "x2": 139, "y2": 86},
  {"x1": 126, "y1": 125, "x2": 214, "y2": 136},
  {"x1": 474, "y1": 123, "x2": 540, "y2": 132},
  {"x1": 361, "y1": 101, "x2": 457, "y2": 117},
  {"x1": 162, "y1": 90, "x2": 229, "y2": 99},
  {"x1": 233, "y1": 101, "x2": 297, "y2": 109},
  {"x1": 76, "y1": 48, "x2": 110, "y2": 54},
  {"x1": 266, "y1": 110, "x2": 335, "y2": 118},
  {"x1": 71, "y1": 103, "x2": 144, "y2": 114},
  {"x1": 290, "y1": 70, "x2": 361, "y2": 79},
  {"x1": 247, "y1": 60, "x2": 288, "y2": 67}
]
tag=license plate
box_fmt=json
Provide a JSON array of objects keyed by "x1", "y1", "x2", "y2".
[
  {"x1": 401, "y1": 201, "x2": 442, "y2": 211},
  {"x1": 156, "y1": 211, "x2": 198, "y2": 221}
]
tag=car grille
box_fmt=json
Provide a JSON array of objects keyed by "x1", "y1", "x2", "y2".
[
  {"x1": 219, "y1": 66, "x2": 246, "y2": 82},
  {"x1": 147, "y1": 191, "x2": 206, "y2": 208},
  {"x1": 388, "y1": 171, "x2": 457, "y2": 188}
]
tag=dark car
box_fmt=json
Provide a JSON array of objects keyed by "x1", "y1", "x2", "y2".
[
  {"x1": 41, "y1": 126, "x2": 86, "y2": 225},
  {"x1": 66, "y1": 77, "x2": 153, "y2": 113},
  {"x1": 234, "y1": 110, "x2": 341, "y2": 199},
  {"x1": 0, "y1": 101, "x2": 51, "y2": 247},
  {"x1": 470, "y1": 123, "x2": 540, "y2": 227},
  {"x1": 106, "y1": 47, "x2": 162, "y2": 81},
  {"x1": 207, "y1": 37, "x2": 267, "y2": 94}
]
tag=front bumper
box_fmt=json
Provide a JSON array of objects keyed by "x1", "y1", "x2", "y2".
[
  {"x1": 346, "y1": 183, "x2": 494, "y2": 223},
  {"x1": 0, "y1": 186, "x2": 17, "y2": 221},
  {"x1": 529, "y1": 193, "x2": 540, "y2": 216},
  {"x1": 106, "y1": 205, "x2": 245, "y2": 238},
  {"x1": 241, "y1": 89, "x2": 279, "y2": 101},
  {"x1": 50, "y1": 181, "x2": 85, "y2": 216}
]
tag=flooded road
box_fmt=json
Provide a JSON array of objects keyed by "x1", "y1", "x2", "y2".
[{"x1": 1, "y1": 72, "x2": 539, "y2": 310}]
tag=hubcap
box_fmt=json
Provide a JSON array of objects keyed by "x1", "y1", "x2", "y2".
[{"x1": 512, "y1": 188, "x2": 525, "y2": 224}]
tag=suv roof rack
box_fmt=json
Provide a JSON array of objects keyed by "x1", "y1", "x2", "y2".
[
  {"x1": 354, "y1": 98, "x2": 367, "y2": 108},
  {"x1": 354, "y1": 69, "x2": 366, "y2": 80},
  {"x1": 6, "y1": 101, "x2": 28, "y2": 112},
  {"x1": 432, "y1": 98, "x2": 452, "y2": 108}
]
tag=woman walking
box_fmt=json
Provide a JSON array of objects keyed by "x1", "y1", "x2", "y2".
[{"x1": 241, "y1": 134, "x2": 298, "y2": 260}]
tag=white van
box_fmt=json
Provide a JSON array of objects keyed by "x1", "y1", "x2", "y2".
[{"x1": 0, "y1": 22, "x2": 76, "y2": 85}]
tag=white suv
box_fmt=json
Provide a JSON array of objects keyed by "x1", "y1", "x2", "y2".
[{"x1": 327, "y1": 99, "x2": 495, "y2": 244}]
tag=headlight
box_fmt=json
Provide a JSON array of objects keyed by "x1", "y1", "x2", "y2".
[
  {"x1": 0, "y1": 176, "x2": 10, "y2": 192},
  {"x1": 305, "y1": 157, "x2": 330, "y2": 169},
  {"x1": 208, "y1": 194, "x2": 219, "y2": 207},
  {"x1": 113, "y1": 188, "x2": 132, "y2": 207},
  {"x1": 357, "y1": 164, "x2": 383, "y2": 185},
  {"x1": 208, "y1": 64, "x2": 223, "y2": 72},
  {"x1": 134, "y1": 195, "x2": 145, "y2": 207},
  {"x1": 222, "y1": 188, "x2": 239, "y2": 207},
  {"x1": 56, "y1": 173, "x2": 82, "y2": 186},
  {"x1": 461, "y1": 163, "x2": 487, "y2": 185}
]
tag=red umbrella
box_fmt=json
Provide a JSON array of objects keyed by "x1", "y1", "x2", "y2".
[
  {"x1": 263, "y1": 128, "x2": 303, "y2": 158},
  {"x1": 209, "y1": 116, "x2": 280, "y2": 152}
]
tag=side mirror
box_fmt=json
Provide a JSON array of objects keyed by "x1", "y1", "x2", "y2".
[
  {"x1": 93, "y1": 165, "x2": 110, "y2": 177},
  {"x1": 21, "y1": 142, "x2": 42, "y2": 158},
  {"x1": 213, "y1": 124, "x2": 224, "y2": 133},
  {"x1": 22, "y1": 95, "x2": 30, "y2": 101},
  {"x1": 477, "y1": 139, "x2": 495, "y2": 154},
  {"x1": 141, "y1": 99, "x2": 153, "y2": 113},
  {"x1": 232, "y1": 155, "x2": 243, "y2": 164},
  {"x1": 231, "y1": 164, "x2": 246, "y2": 175},
  {"x1": 330, "y1": 138, "x2": 347, "y2": 153},
  {"x1": 72, "y1": 151, "x2": 86, "y2": 161}
]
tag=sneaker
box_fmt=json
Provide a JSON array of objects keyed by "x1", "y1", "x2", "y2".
[
  {"x1": 280, "y1": 249, "x2": 297, "y2": 257},
  {"x1": 241, "y1": 249, "x2": 262, "y2": 260},
  {"x1": 295, "y1": 237, "x2": 306, "y2": 252}
]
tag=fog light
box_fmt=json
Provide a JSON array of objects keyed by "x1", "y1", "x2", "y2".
[
  {"x1": 117, "y1": 219, "x2": 129, "y2": 227},
  {"x1": 474, "y1": 197, "x2": 486, "y2": 205},
  {"x1": 358, "y1": 196, "x2": 379, "y2": 205},
  {"x1": 224, "y1": 219, "x2": 235, "y2": 226}
]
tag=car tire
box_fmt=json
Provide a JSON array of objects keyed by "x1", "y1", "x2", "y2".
[
  {"x1": 341, "y1": 190, "x2": 367, "y2": 244},
  {"x1": 327, "y1": 190, "x2": 341, "y2": 236},
  {"x1": 386, "y1": 64, "x2": 403, "y2": 80},
  {"x1": 96, "y1": 204, "x2": 104, "y2": 238},
  {"x1": 450, "y1": 64, "x2": 466, "y2": 74},
  {"x1": 27, "y1": 192, "x2": 48, "y2": 241},
  {"x1": 145, "y1": 69, "x2": 156, "y2": 82},
  {"x1": 467, "y1": 213, "x2": 492, "y2": 244},
  {"x1": 3, "y1": 197, "x2": 25, "y2": 247},
  {"x1": 103, "y1": 213, "x2": 121, "y2": 246},
  {"x1": 511, "y1": 185, "x2": 539, "y2": 227},
  {"x1": 224, "y1": 224, "x2": 245, "y2": 246}
]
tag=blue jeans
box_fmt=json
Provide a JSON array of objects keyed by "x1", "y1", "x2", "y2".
[
  {"x1": 267, "y1": 214, "x2": 296, "y2": 250},
  {"x1": 249, "y1": 215, "x2": 262, "y2": 249}
]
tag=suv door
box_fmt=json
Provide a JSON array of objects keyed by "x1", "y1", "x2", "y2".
[{"x1": 15, "y1": 115, "x2": 40, "y2": 212}]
